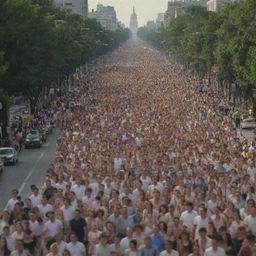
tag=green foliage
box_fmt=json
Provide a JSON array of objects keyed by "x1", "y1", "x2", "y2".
[
  {"x1": 138, "y1": 0, "x2": 256, "y2": 91},
  {"x1": 0, "y1": 0, "x2": 130, "y2": 104}
]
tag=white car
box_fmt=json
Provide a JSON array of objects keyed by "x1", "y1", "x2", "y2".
[
  {"x1": 0, "y1": 147, "x2": 18, "y2": 165},
  {"x1": 0, "y1": 158, "x2": 4, "y2": 173},
  {"x1": 241, "y1": 118, "x2": 256, "y2": 129}
]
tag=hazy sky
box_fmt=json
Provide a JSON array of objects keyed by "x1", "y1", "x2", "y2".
[{"x1": 89, "y1": 0, "x2": 169, "y2": 27}]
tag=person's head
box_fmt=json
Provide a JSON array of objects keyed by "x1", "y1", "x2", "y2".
[
  {"x1": 199, "y1": 206, "x2": 207, "y2": 218},
  {"x1": 46, "y1": 211, "x2": 55, "y2": 221},
  {"x1": 152, "y1": 225, "x2": 160, "y2": 236},
  {"x1": 74, "y1": 209, "x2": 81, "y2": 219},
  {"x1": 12, "y1": 189, "x2": 18, "y2": 198},
  {"x1": 245, "y1": 234, "x2": 255, "y2": 246},
  {"x1": 2, "y1": 226, "x2": 10, "y2": 236},
  {"x1": 165, "y1": 240, "x2": 174, "y2": 252},
  {"x1": 144, "y1": 236, "x2": 152, "y2": 247},
  {"x1": 55, "y1": 231, "x2": 63, "y2": 242},
  {"x1": 70, "y1": 233, "x2": 78, "y2": 243},
  {"x1": 199, "y1": 227, "x2": 207, "y2": 238},
  {"x1": 126, "y1": 227, "x2": 133, "y2": 238},
  {"x1": 63, "y1": 249, "x2": 71, "y2": 256},
  {"x1": 50, "y1": 243, "x2": 58, "y2": 254},
  {"x1": 16, "y1": 240, "x2": 24, "y2": 253},
  {"x1": 211, "y1": 235, "x2": 222, "y2": 250},
  {"x1": 186, "y1": 201, "x2": 194, "y2": 212},
  {"x1": 129, "y1": 239, "x2": 138, "y2": 250},
  {"x1": 99, "y1": 233, "x2": 108, "y2": 246},
  {"x1": 114, "y1": 234, "x2": 122, "y2": 245}
]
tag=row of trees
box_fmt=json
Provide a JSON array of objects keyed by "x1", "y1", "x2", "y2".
[
  {"x1": 0, "y1": 0, "x2": 130, "y2": 108},
  {"x1": 138, "y1": 0, "x2": 256, "y2": 107}
]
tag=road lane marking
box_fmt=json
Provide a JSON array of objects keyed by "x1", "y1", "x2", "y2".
[{"x1": 18, "y1": 152, "x2": 45, "y2": 193}]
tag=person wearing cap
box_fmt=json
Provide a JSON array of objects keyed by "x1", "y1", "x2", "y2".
[
  {"x1": 46, "y1": 242, "x2": 61, "y2": 256},
  {"x1": 204, "y1": 235, "x2": 226, "y2": 256}
]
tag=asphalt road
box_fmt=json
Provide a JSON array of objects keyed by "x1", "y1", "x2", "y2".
[{"x1": 0, "y1": 129, "x2": 59, "y2": 211}]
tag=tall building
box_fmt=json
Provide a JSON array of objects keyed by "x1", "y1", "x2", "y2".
[
  {"x1": 156, "y1": 13, "x2": 165, "y2": 30},
  {"x1": 207, "y1": 0, "x2": 231, "y2": 11},
  {"x1": 164, "y1": 0, "x2": 207, "y2": 28},
  {"x1": 55, "y1": 0, "x2": 88, "y2": 17},
  {"x1": 88, "y1": 4, "x2": 118, "y2": 31},
  {"x1": 130, "y1": 7, "x2": 138, "y2": 34}
]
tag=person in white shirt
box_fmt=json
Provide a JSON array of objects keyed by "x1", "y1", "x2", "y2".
[
  {"x1": 61, "y1": 198, "x2": 75, "y2": 222},
  {"x1": 55, "y1": 231, "x2": 67, "y2": 255},
  {"x1": 194, "y1": 207, "x2": 209, "y2": 240},
  {"x1": 43, "y1": 211, "x2": 63, "y2": 239},
  {"x1": 6, "y1": 189, "x2": 19, "y2": 213},
  {"x1": 180, "y1": 202, "x2": 198, "y2": 233},
  {"x1": 29, "y1": 186, "x2": 42, "y2": 207},
  {"x1": 28, "y1": 211, "x2": 42, "y2": 237},
  {"x1": 46, "y1": 243, "x2": 61, "y2": 256},
  {"x1": 197, "y1": 228, "x2": 211, "y2": 255},
  {"x1": 204, "y1": 236, "x2": 226, "y2": 256},
  {"x1": 66, "y1": 233, "x2": 86, "y2": 256},
  {"x1": 95, "y1": 233, "x2": 112, "y2": 256},
  {"x1": 160, "y1": 240, "x2": 179, "y2": 256},
  {"x1": 10, "y1": 240, "x2": 29, "y2": 256},
  {"x1": 244, "y1": 207, "x2": 256, "y2": 236},
  {"x1": 71, "y1": 179, "x2": 86, "y2": 201},
  {"x1": 121, "y1": 227, "x2": 134, "y2": 250},
  {"x1": 39, "y1": 197, "x2": 53, "y2": 220}
]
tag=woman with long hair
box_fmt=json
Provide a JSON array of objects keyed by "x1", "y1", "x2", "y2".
[{"x1": 0, "y1": 236, "x2": 10, "y2": 256}]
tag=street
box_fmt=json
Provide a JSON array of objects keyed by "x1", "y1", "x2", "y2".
[{"x1": 0, "y1": 129, "x2": 59, "y2": 210}]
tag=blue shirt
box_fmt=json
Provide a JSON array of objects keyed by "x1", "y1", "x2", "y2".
[
  {"x1": 141, "y1": 246, "x2": 159, "y2": 256},
  {"x1": 151, "y1": 234, "x2": 165, "y2": 252}
]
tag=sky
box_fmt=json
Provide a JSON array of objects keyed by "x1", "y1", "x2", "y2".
[{"x1": 89, "y1": 0, "x2": 169, "y2": 27}]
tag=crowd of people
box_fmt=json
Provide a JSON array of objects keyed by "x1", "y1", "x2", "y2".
[{"x1": 0, "y1": 40, "x2": 256, "y2": 256}]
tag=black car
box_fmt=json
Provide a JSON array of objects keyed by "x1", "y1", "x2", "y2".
[{"x1": 25, "y1": 131, "x2": 42, "y2": 148}]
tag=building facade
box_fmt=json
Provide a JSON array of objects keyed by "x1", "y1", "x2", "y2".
[
  {"x1": 130, "y1": 7, "x2": 138, "y2": 34},
  {"x1": 206, "y1": 0, "x2": 231, "y2": 11},
  {"x1": 88, "y1": 4, "x2": 118, "y2": 31},
  {"x1": 164, "y1": 0, "x2": 208, "y2": 28},
  {"x1": 55, "y1": 0, "x2": 88, "y2": 17}
]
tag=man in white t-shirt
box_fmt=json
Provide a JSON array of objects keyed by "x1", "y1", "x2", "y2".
[
  {"x1": 66, "y1": 233, "x2": 86, "y2": 256},
  {"x1": 194, "y1": 207, "x2": 209, "y2": 240},
  {"x1": 95, "y1": 233, "x2": 112, "y2": 256},
  {"x1": 39, "y1": 196, "x2": 53, "y2": 220},
  {"x1": 29, "y1": 185, "x2": 42, "y2": 207},
  {"x1": 160, "y1": 240, "x2": 179, "y2": 256},
  {"x1": 43, "y1": 211, "x2": 63, "y2": 238},
  {"x1": 61, "y1": 198, "x2": 75, "y2": 222},
  {"x1": 120, "y1": 227, "x2": 134, "y2": 250},
  {"x1": 244, "y1": 207, "x2": 256, "y2": 235},
  {"x1": 204, "y1": 236, "x2": 226, "y2": 256},
  {"x1": 180, "y1": 202, "x2": 198, "y2": 233},
  {"x1": 6, "y1": 189, "x2": 19, "y2": 213}
]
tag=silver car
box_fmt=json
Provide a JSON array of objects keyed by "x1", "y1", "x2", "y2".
[{"x1": 0, "y1": 147, "x2": 18, "y2": 165}]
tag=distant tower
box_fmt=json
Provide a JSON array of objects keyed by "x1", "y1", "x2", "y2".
[{"x1": 130, "y1": 7, "x2": 138, "y2": 34}]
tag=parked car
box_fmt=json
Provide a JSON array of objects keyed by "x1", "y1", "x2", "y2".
[
  {"x1": 241, "y1": 118, "x2": 256, "y2": 129},
  {"x1": 25, "y1": 131, "x2": 42, "y2": 148},
  {"x1": 0, "y1": 158, "x2": 4, "y2": 173},
  {"x1": 0, "y1": 147, "x2": 18, "y2": 165}
]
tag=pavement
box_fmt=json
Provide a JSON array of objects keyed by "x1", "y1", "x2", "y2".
[{"x1": 0, "y1": 129, "x2": 59, "y2": 211}]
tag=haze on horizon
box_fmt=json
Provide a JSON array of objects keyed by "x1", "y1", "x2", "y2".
[{"x1": 89, "y1": 0, "x2": 169, "y2": 27}]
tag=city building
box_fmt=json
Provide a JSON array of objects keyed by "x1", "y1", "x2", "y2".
[
  {"x1": 164, "y1": 0, "x2": 208, "y2": 28},
  {"x1": 146, "y1": 20, "x2": 156, "y2": 31},
  {"x1": 88, "y1": 4, "x2": 118, "y2": 31},
  {"x1": 55, "y1": 0, "x2": 88, "y2": 17},
  {"x1": 206, "y1": 0, "x2": 232, "y2": 11},
  {"x1": 156, "y1": 13, "x2": 165, "y2": 30},
  {"x1": 130, "y1": 7, "x2": 138, "y2": 34}
]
